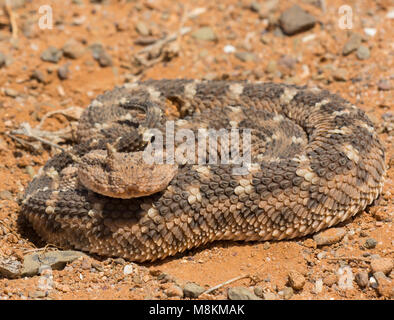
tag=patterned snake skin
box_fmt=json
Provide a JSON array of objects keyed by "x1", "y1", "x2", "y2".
[{"x1": 21, "y1": 80, "x2": 386, "y2": 262}]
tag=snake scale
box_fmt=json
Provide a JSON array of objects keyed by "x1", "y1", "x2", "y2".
[{"x1": 21, "y1": 80, "x2": 386, "y2": 262}]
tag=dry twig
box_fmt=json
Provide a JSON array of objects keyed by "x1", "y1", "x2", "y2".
[{"x1": 201, "y1": 274, "x2": 250, "y2": 295}]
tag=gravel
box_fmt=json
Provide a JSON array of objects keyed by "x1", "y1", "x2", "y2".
[{"x1": 279, "y1": 5, "x2": 316, "y2": 36}]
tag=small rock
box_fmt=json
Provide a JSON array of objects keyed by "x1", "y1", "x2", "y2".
[
  {"x1": 22, "y1": 250, "x2": 85, "y2": 276},
  {"x1": 373, "y1": 272, "x2": 394, "y2": 298},
  {"x1": 355, "y1": 271, "x2": 369, "y2": 288},
  {"x1": 165, "y1": 285, "x2": 184, "y2": 298},
  {"x1": 40, "y1": 46, "x2": 62, "y2": 63},
  {"x1": 262, "y1": 292, "x2": 277, "y2": 300},
  {"x1": 279, "y1": 5, "x2": 316, "y2": 36},
  {"x1": 57, "y1": 64, "x2": 70, "y2": 80},
  {"x1": 364, "y1": 238, "x2": 377, "y2": 249},
  {"x1": 281, "y1": 286, "x2": 293, "y2": 300},
  {"x1": 97, "y1": 50, "x2": 112, "y2": 67},
  {"x1": 369, "y1": 276, "x2": 378, "y2": 289},
  {"x1": 313, "y1": 227, "x2": 346, "y2": 246},
  {"x1": 332, "y1": 68, "x2": 348, "y2": 82},
  {"x1": 0, "y1": 256, "x2": 22, "y2": 279},
  {"x1": 0, "y1": 52, "x2": 5, "y2": 68},
  {"x1": 192, "y1": 27, "x2": 217, "y2": 41},
  {"x1": 4, "y1": 88, "x2": 19, "y2": 98},
  {"x1": 377, "y1": 79, "x2": 391, "y2": 91},
  {"x1": 253, "y1": 286, "x2": 264, "y2": 297},
  {"x1": 183, "y1": 282, "x2": 205, "y2": 298},
  {"x1": 303, "y1": 238, "x2": 316, "y2": 248},
  {"x1": 0, "y1": 190, "x2": 13, "y2": 200},
  {"x1": 337, "y1": 266, "x2": 354, "y2": 290},
  {"x1": 356, "y1": 45, "x2": 370, "y2": 60},
  {"x1": 287, "y1": 270, "x2": 305, "y2": 290},
  {"x1": 342, "y1": 33, "x2": 362, "y2": 55},
  {"x1": 31, "y1": 70, "x2": 47, "y2": 83},
  {"x1": 123, "y1": 264, "x2": 134, "y2": 275},
  {"x1": 25, "y1": 166, "x2": 35, "y2": 178},
  {"x1": 249, "y1": 2, "x2": 261, "y2": 13},
  {"x1": 227, "y1": 286, "x2": 261, "y2": 300},
  {"x1": 323, "y1": 274, "x2": 338, "y2": 287},
  {"x1": 265, "y1": 60, "x2": 277, "y2": 74},
  {"x1": 370, "y1": 258, "x2": 393, "y2": 275},
  {"x1": 234, "y1": 51, "x2": 256, "y2": 62},
  {"x1": 135, "y1": 22, "x2": 150, "y2": 36},
  {"x1": 364, "y1": 28, "x2": 376, "y2": 37},
  {"x1": 62, "y1": 39, "x2": 85, "y2": 59},
  {"x1": 28, "y1": 290, "x2": 46, "y2": 299},
  {"x1": 313, "y1": 278, "x2": 323, "y2": 294}
]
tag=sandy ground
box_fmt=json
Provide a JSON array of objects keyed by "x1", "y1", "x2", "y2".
[{"x1": 0, "y1": 0, "x2": 392, "y2": 300}]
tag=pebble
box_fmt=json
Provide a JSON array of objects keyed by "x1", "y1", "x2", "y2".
[
  {"x1": 25, "y1": 166, "x2": 35, "y2": 178},
  {"x1": 223, "y1": 45, "x2": 235, "y2": 53},
  {"x1": 373, "y1": 272, "x2": 394, "y2": 298},
  {"x1": 249, "y1": 2, "x2": 261, "y2": 13},
  {"x1": 192, "y1": 27, "x2": 217, "y2": 41},
  {"x1": 135, "y1": 22, "x2": 150, "y2": 36},
  {"x1": 337, "y1": 266, "x2": 354, "y2": 290},
  {"x1": 287, "y1": 270, "x2": 305, "y2": 290},
  {"x1": 342, "y1": 33, "x2": 362, "y2": 55},
  {"x1": 57, "y1": 64, "x2": 70, "y2": 80},
  {"x1": 265, "y1": 60, "x2": 277, "y2": 74},
  {"x1": 183, "y1": 282, "x2": 205, "y2": 298},
  {"x1": 313, "y1": 228, "x2": 346, "y2": 246},
  {"x1": 0, "y1": 190, "x2": 13, "y2": 200},
  {"x1": 0, "y1": 52, "x2": 5, "y2": 68},
  {"x1": 165, "y1": 285, "x2": 184, "y2": 298},
  {"x1": 253, "y1": 286, "x2": 264, "y2": 297},
  {"x1": 234, "y1": 51, "x2": 256, "y2": 62},
  {"x1": 332, "y1": 68, "x2": 348, "y2": 82},
  {"x1": 62, "y1": 38, "x2": 85, "y2": 59},
  {"x1": 31, "y1": 69, "x2": 48, "y2": 83},
  {"x1": 364, "y1": 238, "x2": 377, "y2": 249},
  {"x1": 313, "y1": 278, "x2": 323, "y2": 294},
  {"x1": 323, "y1": 274, "x2": 338, "y2": 287},
  {"x1": 356, "y1": 45, "x2": 370, "y2": 60},
  {"x1": 279, "y1": 5, "x2": 316, "y2": 36},
  {"x1": 227, "y1": 286, "x2": 261, "y2": 300},
  {"x1": 4, "y1": 88, "x2": 19, "y2": 98},
  {"x1": 377, "y1": 79, "x2": 392, "y2": 91},
  {"x1": 370, "y1": 258, "x2": 393, "y2": 275},
  {"x1": 364, "y1": 28, "x2": 377, "y2": 37},
  {"x1": 355, "y1": 271, "x2": 369, "y2": 288},
  {"x1": 123, "y1": 264, "x2": 134, "y2": 275},
  {"x1": 0, "y1": 256, "x2": 22, "y2": 279},
  {"x1": 22, "y1": 250, "x2": 85, "y2": 276},
  {"x1": 40, "y1": 46, "x2": 62, "y2": 63},
  {"x1": 262, "y1": 292, "x2": 277, "y2": 300},
  {"x1": 279, "y1": 286, "x2": 293, "y2": 300}
]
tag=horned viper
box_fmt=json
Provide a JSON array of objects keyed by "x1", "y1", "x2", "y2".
[{"x1": 21, "y1": 80, "x2": 386, "y2": 262}]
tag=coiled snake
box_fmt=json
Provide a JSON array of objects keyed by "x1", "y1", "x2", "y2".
[{"x1": 21, "y1": 80, "x2": 385, "y2": 262}]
